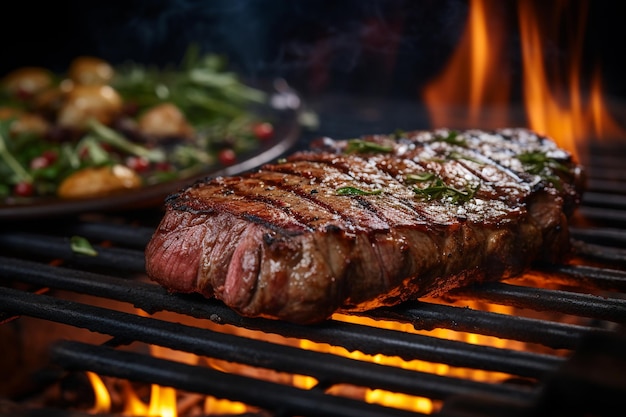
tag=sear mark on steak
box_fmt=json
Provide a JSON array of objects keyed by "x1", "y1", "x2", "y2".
[{"x1": 145, "y1": 128, "x2": 585, "y2": 324}]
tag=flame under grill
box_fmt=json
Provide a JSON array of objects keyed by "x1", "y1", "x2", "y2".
[{"x1": 1, "y1": 138, "x2": 626, "y2": 417}]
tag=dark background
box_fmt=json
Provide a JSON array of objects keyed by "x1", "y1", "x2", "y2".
[
  {"x1": 2, "y1": 0, "x2": 625, "y2": 136},
  {"x1": 4, "y1": 0, "x2": 471, "y2": 97}
]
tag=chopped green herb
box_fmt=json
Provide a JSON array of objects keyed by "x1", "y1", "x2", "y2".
[
  {"x1": 405, "y1": 172, "x2": 437, "y2": 183},
  {"x1": 70, "y1": 236, "x2": 98, "y2": 256},
  {"x1": 412, "y1": 175, "x2": 478, "y2": 204},
  {"x1": 518, "y1": 151, "x2": 569, "y2": 188},
  {"x1": 336, "y1": 186, "x2": 383, "y2": 196},
  {"x1": 448, "y1": 151, "x2": 484, "y2": 164},
  {"x1": 345, "y1": 139, "x2": 393, "y2": 154},
  {"x1": 432, "y1": 130, "x2": 466, "y2": 146},
  {"x1": 392, "y1": 129, "x2": 406, "y2": 140},
  {"x1": 518, "y1": 151, "x2": 569, "y2": 175}
]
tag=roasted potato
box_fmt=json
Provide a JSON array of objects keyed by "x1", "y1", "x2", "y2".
[
  {"x1": 1, "y1": 67, "x2": 54, "y2": 98},
  {"x1": 57, "y1": 165, "x2": 142, "y2": 199},
  {"x1": 68, "y1": 56, "x2": 115, "y2": 86},
  {"x1": 57, "y1": 85, "x2": 123, "y2": 130},
  {"x1": 137, "y1": 102, "x2": 195, "y2": 139}
]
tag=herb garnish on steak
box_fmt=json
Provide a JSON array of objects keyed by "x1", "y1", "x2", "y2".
[{"x1": 145, "y1": 128, "x2": 584, "y2": 324}]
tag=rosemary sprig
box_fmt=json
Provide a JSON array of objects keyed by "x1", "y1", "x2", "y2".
[
  {"x1": 336, "y1": 186, "x2": 383, "y2": 196},
  {"x1": 518, "y1": 151, "x2": 570, "y2": 188},
  {"x1": 518, "y1": 151, "x2": 569, "y2": 175},
  {"x1": 408, "y1": 171, "x2": 478, "y2": 204},
  {"x1": 0, "y1": 120, "x2": 32, "y2": 183},
  {"x1": 87, "y1": 119, "x2": 166, "y2": 163},
  {"x1": 392, "y1": 129, "x2": 406, "y2": 140},
  {"x1": 432, "y1": 130, "x2": 466, "y2": 147},
  {"x1": 345, "y1": 139, "x2": 393, "y2": 154},
  {"x1": 448, "y1": 150, "x2": 484, "y2": 164},
  {"x1": 405, "y1": 172, "x2": 437, "y2": 183}
]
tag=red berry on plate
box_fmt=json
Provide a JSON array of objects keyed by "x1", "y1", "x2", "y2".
[
  {"x1": 126, "y1": 156, "x2": 151, "y2": 173},
  {"x1": 30, "y1": 149, "x2": 59, "y2": 170},
  {"x1": 218, "y1": 149, "x2": 236, "y2": 165},
  {"x1": 42, "y1": 149, "x2": 58, "y2": 164},
  {"x1": 14, "y1": 181, "x2": 34, "y2": 197},
  {"x1": 154, "y1": 161, "x2": 173, "y2": 171},
  {"x1": 252, "y1": 122, "x2": 274, "y2": 141},
  {"x1": 30, "y1": 156, "x2": 50, "y2": 170}
]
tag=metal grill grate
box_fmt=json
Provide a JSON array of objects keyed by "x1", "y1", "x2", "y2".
[{"x1": 1, "y1": 140, "x2": 626, "y2": 417}]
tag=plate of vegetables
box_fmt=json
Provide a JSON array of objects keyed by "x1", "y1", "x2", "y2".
[{"x1": 0, "y1": 47, "x2": 301, "y2": 219}]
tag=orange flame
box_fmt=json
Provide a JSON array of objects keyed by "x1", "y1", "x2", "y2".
[
  {"x1": 121, "y1": 381, "x2": 152, "y2": 416},
  {"x1": 423, "y1": 0, "x2": 625, "y2": 161},
  {"x1": 86, "y1": 345, "x2": 182, "y2": 416},
  {"x1": 147, "y1": 384, "x2": 178, "y2": 417},
  {"x1": 307, "y1": 303, "x2": 530, "y2": 415},
  {"x1": 518, "y1": 0, "x2": 625, "y2": 159},
  {"x1": 85, "y1": 304, "x2": 528, "y2": 416},
  {"x1": 422, "y1": 0, "x2": 511, "y2": 129},
  {"x1": 86, "y1": 309, "x2": 254, "y2": 417},
  {"x1": 86, "y1": 371, "x2": 111, "y2": 413}
]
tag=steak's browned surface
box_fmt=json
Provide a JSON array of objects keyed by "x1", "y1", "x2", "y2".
[{"x1": 145, "y1": 128, "x2": 584, "y2": 324}]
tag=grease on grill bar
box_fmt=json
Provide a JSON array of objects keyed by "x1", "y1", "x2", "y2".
[{"x1": 1, "y1": 143, "x2": 626, "y2": 416}]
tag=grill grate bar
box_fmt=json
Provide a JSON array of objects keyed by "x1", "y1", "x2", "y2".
[
  {"x1": 584, "y1": 179, "x2": 626, "y2": 195},
  {"x1": 360, "y1": 303, "x2": 596, "y2": 350},
  {"x1": 570, "y1": 239, "x2": 626, "y2": 264},
  {"x1": 585, "y1": 168, "x2": 626, "y2": 182},
  {"x1": 52, "y1": 341, "x2": 423, "y2": 417},
  {"x1": 54, "y1": 219, "x2": 154, "y2": 249},
  {"x1": 451, "y1": 282, "x2": 626, "y2": 323},
  {"x1": 581, "y1": 192, "x2": 626, "y2": 210},
  {"x1": 0, "y1": 256, "x2": 599, "y2": 351},
  {"x1": 0, "y1": 233, "x2": 146, "y2": 273},
  {"x1": 576, "y1": 206, "x2": 626, "y2": 226},
  {"x1": 536, "y1": 263, "x2": 626, "y2": 293},
  {"x1": 0, "y1": 287, "x2": 541, "y2": 401},
  {"x1": 570, "y1": 226, "x2": 626, "y2": 246},
  {"x1": 587, "y1": 151, "x2": 626, "y2": 170},
  {"x1": 3, "y1": 217, "x2": 155, "y2": 249}
]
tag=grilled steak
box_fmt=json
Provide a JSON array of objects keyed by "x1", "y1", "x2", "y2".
[{"x1": 145, "y1": 128, "x2": 584, "y2": 324}]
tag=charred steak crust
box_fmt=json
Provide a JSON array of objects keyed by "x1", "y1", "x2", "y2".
[{"x1": 145, "y1": 128, "x2": 584, "y2": 324}]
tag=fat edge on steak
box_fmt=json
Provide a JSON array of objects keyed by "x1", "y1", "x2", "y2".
[{"x1": 145, "y1": 128, "x2": 584, "y2": 324}]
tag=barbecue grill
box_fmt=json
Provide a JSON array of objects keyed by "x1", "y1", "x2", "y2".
[
  {"x1": 1, "y1": 111, "x2": 625, "y2": 416},
  {"x1": 2, "y1": 2, "x2": 626, "y2": 416}
]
